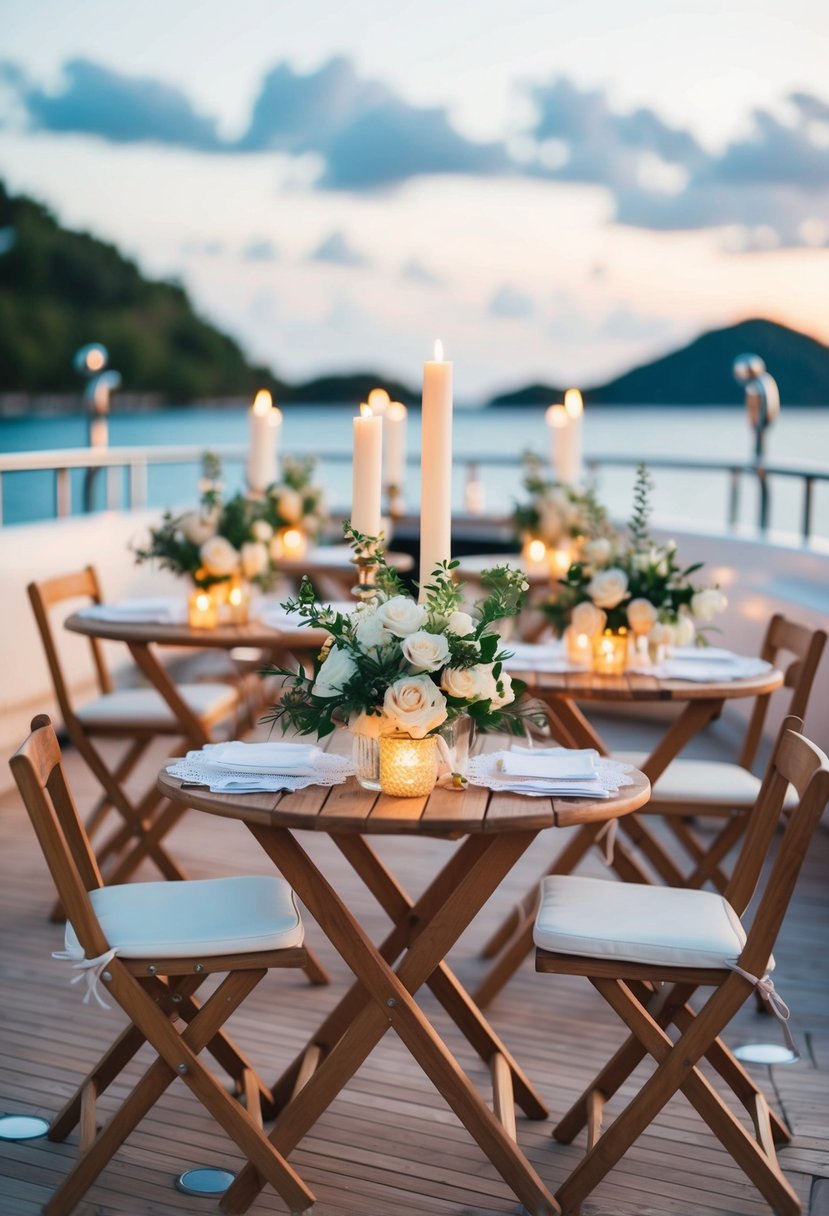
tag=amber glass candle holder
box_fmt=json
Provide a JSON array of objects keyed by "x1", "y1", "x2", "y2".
[
  {"x1": 273, "y1": 527, "x2": 309, "y2": 560},
  {"x1": 592, "y1": 627, "x2": 628, "y2": 675},
  {"x1": 188, "y1": 588, "x2": 219, "y2": 630},
  {"x1": 563, "y1": 625, "x2": 593, "y2": 667},
  {"x1": 227, "y1": 578, "x2": 251, "y2": 625},
  {"x1": 379, "y1": 733, "x2": 439, "y2": 798}
]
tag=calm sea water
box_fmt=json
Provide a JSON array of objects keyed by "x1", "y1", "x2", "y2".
[{"x1": 2, "y1": 404, "x2": 828, "y2": 540}]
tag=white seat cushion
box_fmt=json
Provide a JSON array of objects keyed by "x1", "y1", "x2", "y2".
[
  {"x1": 615, "y1": 752, "x2": 797, "y2": 811},
  {"x1": 76, "y1": 683, "x2": 238, "y2": 729},
  {"x1": 66, "y1": 876, "x2": 303, "y2": 958},
  {"x1": 533, "y1": 874, "x2": 761, "y2": 970}
]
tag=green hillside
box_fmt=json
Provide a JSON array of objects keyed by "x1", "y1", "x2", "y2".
[{"x1": 0, "y1": 182, "x2": 283, "y2": 399}]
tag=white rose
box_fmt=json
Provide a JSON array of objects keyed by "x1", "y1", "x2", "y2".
[
  {"x1": 691, "y1": 587, "x2": 728, "y2": 622},
  {"x1": 674, "y1": 612, "x2": 697, "y2": 648},
  {"x1": 277, "y1": 488, "x2": 303, "y2": 523},
  {"x1": 489, "y1": 667, "x2": 515, "y2": 709},
  {"x1": 650, "y1": 621, "x2": 676, "y2": 649},
  {"x1": 447, "y1": 610, "x2": 476, "y2": 637},
  {"x1": 587, "y1": 567, "x2": 629, "y2": 610},
  {"x1": 240, "y1": 541, "x2": 269, "y2": 579},
  {"x1": 376, "y1": 595, "x2": 427, "y2": 638},
  {"x1": 626, "y1": 597, "x2": 658, "y2": 636},
  {"x1": 251, "y1": 519, "x2": 273, "y2": 542},
  {"x1": 582, "y1": 537, "x2": 612, "y2": 568},
  {"x1": 402, "y1": 630, "x2": 450, "y2": 673},
  {"x1": 538, "y1": 495, "x2": 568, "y2": 545},
  {"x1": 440, "y1": 664, "x2": 495, "y2": 703},
  {"x1": 312, "y1": 646, "x2": 358, "y2": 698},
  {"x1": 354, "y1": 613, "x2": 394, "y2": 655},
  {"x1": 180, "y1": 509, "x2": 218, "y2": 546},
  {"x1": 383, "y1": 675, "x2": 447, "y2": 738},
  {"x1": 571, "y1": 601, "x2": 607, "y2": 638},
  {"x1": 200, "y1": 535, "x2": 240, "y2": 577}
]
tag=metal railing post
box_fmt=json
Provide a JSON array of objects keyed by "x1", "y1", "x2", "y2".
[
  {"x1": 802, "y1": 477, "x2": 814, "y2": 544},
  {"x1": 55, "y1": 468, "x2": 71, "y2": 518},
  {"x1": 728, "y1": 468, "x2": 741, "y2": 528}
]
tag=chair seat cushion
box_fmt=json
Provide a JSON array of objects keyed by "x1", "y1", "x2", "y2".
[
  {"x1": 66, "y1": 876, "x2": 304, "y2": 958},
  {"x1": 533, "y1": 874, "x2": 760, "y2": 970},
  {"x1": 615, "y1": 753, "x2": 798, "y2": 810},
  {"x1": 76, "y1": 683, "x2": 238, "y2": 729}
]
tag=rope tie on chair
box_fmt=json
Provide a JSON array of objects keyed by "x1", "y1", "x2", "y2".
[
  {"x1": 728, "y1": 964, "x2": 797, "y2": 1054},
  {"x1": 595, "y1": 818, "x2": 617, "y2": 866},
  {"x1": 52, "y1": 946, "x2": 118, "y2": 1010}
]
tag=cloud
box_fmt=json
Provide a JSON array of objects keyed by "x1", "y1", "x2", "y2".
[
  {"x1": 242, "y1": 239, "x2": 278, "y2": 262},
  {"x1": 12, "y1": 57, "x2": 222, "y2": 149},
  {"x1": 181, "y1": 238, "x2": 224, "y2": 257},
  {"x1": 489, "y1": 284, "x2": 535, "y2": 320},
  {"x1": 400, "y1": 258, "x2": 444, "y2": 286},
  {"x1": 309, "y1": 230, "x2": 370, "y2": 267}
]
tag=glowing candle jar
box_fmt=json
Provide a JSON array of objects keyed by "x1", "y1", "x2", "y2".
[
  {"x1": 593, "y1": 627, "x2": 628, "y2": 675},
  {"x1": 227, "y1": 578, "x2": 250, "y2": 625},
  {"x1": 563, "y1": 626, "x2": 593, "y2": 667},
  {"x1": 188, "y1": 588, "x2": 219, "y2": 630},
  {"x1": 521, "y1": 536, "x2": 548, "y2": 577},
  {"x1": 379, "y1": 734, "x2": 439, "y2": 798},
  {"x1": 548, "y1": 543, "x2": 574, "y2": 579},
  {"x1": 279, "y1": 527, "x2": 309, "y2": 560}
]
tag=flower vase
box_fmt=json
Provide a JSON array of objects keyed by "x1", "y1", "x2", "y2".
[{"x1": 352, "y1": 733, "x2": 380, "y2": 791}]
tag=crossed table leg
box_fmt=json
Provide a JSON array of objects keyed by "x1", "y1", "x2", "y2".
[{"x1": 221, "y1": 822, "x2": 559, "y2": 1216}]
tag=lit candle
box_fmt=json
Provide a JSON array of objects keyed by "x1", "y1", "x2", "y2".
[
  {"x1": 367, "y1": 387, "x2": 391, "y2": 415},
  {"x1": 352, "y1": 404, "x2": 383, "y2": 538},
  {"x1": 384, "y1": 401, "x2": 408, "y2": 490},
  {"x1": 419, "y1": 339, "x2": 453, "y2": 599},
  {"x1": 227, "y1": 579, "x2": 250, "y2": 625},
  {"x1": 548, "y1": 542, "x2": 574, "y2": 578},
  {"x1": 563, "y1": 387, "x2": 583, "y2": 484},
  {"x1": 545, "y1": 404, "x2": 569, "y2": 482},
  {"x1": 188, "y1": 588, "x2": 219, "y2": 629},
  {"x1": 379, "y1": 733, "x2": 439, "y2": 797},
  {"x1": 521, "y1": 537, "x2": 548, "y2": 577},
  {"x1": 248, "y1": 389, "x2": 282, "y2": 493},
  {"x1": 280, "y1": 527, "x2": 308, "y2": 560},
  {"x1": 563, "y1": 626, "x2": 592, "y2": 667},
  {"x1": 593, "y1": 627, "x2": 628, "y2": 675}
]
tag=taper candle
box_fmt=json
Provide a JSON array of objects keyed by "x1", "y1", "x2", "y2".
[
  {"x1": 419, "y1": 339, "x2": 453, "y2": 598},
  {"x1": 248, "y1": 389, "x2": 282, "y2": 493},
  {"x1": 352, "y1": 404, "x2": 383, "y2": 538},
  {"x1": 384, "y1": 401, "x2": 408, "y2": 490},
  {"x1": 564, "y1": 387, "x2": 583, "y2": 484}
]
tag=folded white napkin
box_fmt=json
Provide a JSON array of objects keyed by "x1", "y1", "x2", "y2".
[
  {"x1": 502, "y1": 641, "x2": 575, "y2": 673},
  {"x1": 499, "y1": 750, "x2": 598, "y2": 780},
  {"x1": 80, "y1": 598, "x2": 186, "y2": 624},
  {"x1": 200, "y1": 740, "x2": 321, "y2": 774},
  {"x1": 651, "y1": 657, "x2": 771, "y2": 683}
]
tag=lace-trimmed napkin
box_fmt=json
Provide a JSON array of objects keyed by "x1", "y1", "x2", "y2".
[
  {"x1": 469, "y1": 747, "x2": 633, "y2": 799},
  {"x1": 629, "y1": 647, "x2": 773, "y2": 683},
  {"x1": 79, "y1": 598, "x2": 187, "y2": 624},
  {"x1": 167, "y1": 740, "x2": 355, "y2": 793},
  {"x1": 502, "y1": 640, "x2": 578, "y2": 674}
]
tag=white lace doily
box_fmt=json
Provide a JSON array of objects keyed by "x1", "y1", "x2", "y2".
[
  {"x1": 167, "y1": 750, "x2": 355, "y2": 793},
  {"x1": 468, "y1": 753, "x2": 635, "y2": 798}
]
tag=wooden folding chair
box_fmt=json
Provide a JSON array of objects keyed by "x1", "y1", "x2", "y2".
[
  {"x1": 9, "y1": 715, "x2": 315, "y2": 1216},
  {"x1": 617, "y1": 612, "x2": 826, "y2": 891},
  {"x1": 533, "y1": 715, "x2": 829, "y2": 1215},
  {"x1": 28, "y1": 566, "x2": 240, "y2": 895}
]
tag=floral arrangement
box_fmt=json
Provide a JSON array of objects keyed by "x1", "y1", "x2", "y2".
[
  {"x1": 545, "y1": 464, "x2": 727, "y2": 646},
  {"x1": 512, "y1": 452, "x2": 612, "y2": 551},
  {"x1": 263, "y1": 527, "x2": 533, "y2": 741},
  {"x1": 134, "y1": 453, "x2": 274, "y2": 589},
  {"x1": 257, "y1": 456, "x2": 327, "y2": 543}
]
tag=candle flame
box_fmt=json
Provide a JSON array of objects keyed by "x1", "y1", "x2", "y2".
[
  {"x1": 433, "y1": 338, "x2": 444, "y2": 361},
  {"x1": 527, "y1": 539, "x2": 547, "y2": 563},
  {"x1": 196, "y1": 593, "x2": 210, "y2": 611},
  {"x1": 283, "y1": 528, "x2": 303, "y2": 551},
  {"x1": 367, "y1": 387, "x2": 390, "y2": 414},
  {"x1": 359, "y1": 402, "x2": 373, "y2": 418},
  {"x1": 252, "y1": 388, "x2": 273, "y2": 415},
  {"x1": 564, "y1": 388, "x2": 583, "y2": 418},
  {"x1": 387, "y1": 401, "x2": 407, "y2": 420},
  {"x1": 228, "y1": 586, "x2": 243, "y2": 606},
  {"x1": 546, "y1": 403, "x2": 568, "y2": 428}
]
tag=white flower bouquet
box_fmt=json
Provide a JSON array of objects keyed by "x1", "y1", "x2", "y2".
[
  {"x1": 258, "y1": 456, "x2": 327, "y2": 551},
  {"x1": 263, "y1": 529, "x2": 533, "y2": 742},
  {"x1": 512, "y1": 452, "x2": 612, "y2": 550}
]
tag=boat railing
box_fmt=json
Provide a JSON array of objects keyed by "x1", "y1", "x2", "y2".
[{"x1": 1, "y1": 444, "x2": 828, "y2": 544}]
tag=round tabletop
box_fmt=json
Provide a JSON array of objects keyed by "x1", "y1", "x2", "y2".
[
  {"x1": 274, "y1": 544, "x2": 414, "y2": 576},
  {"x1": 157, "y1": 754, "x2": 651, "y2": 835},
  {"x1": 516, "y1": 663, "x2": 784, "y2": 703},
  {"x1": 65, "y1": 610, "x2": 329, "y2": 652}
]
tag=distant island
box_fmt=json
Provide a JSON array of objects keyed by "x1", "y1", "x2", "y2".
[{"x1": 1, "y1": 181, "x2": 828, "y2": 409}]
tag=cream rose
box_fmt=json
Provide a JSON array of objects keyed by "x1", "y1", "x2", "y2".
[
  {"x1": 440, "y1": 664, "x2": 495, "y2": 703},
  {"x1": 402, "y1": 630, "x2": 450, "y2": 673},
  {"x1": 674, "y1": 611, "x2": 697, "y2": 648},
  {"x1": 180, "y1": 509, "x2": 218, "y2": 546},
  {"x1": 354, "y1": 613, "x2": 394, "y2": 654},
  {"x1": 571, "y1": 601, "x2": 607, "y2": 638},
  {"x1": 626, "y1": 597, "x2": 658, "y2": 636},
  {"x1": 251, "y1": 519, "x2": 273, "y2": 542},
  {"x1": 447, "y1": 610, "x2": 476, "y2": 637},
  {"x1": 275, "y1": 488, "x2": 302, "y2": 523},
  {"x1": 240, "y1": 541, "x2": 269, "y2": 579},
  {"x1": 383, "y1": 675, "x2": 447, "y2": 738},
  {"x1": 489, "y1": 667, "x2": 515, "y2": 709},
  {"x1": 376, "y1": 595, "x2": 427, "y2": 638},
  {"x1": 312, "y1": 646, "x2": 358, "y2": 698},
  {"x1": 587, "y1": 567, "x2": 629, "y2": 610},
  {"x1": 582, "y1": 537, "x2": 612, "y2": 568},
  {"x1": 199, "y1": 535, "x2": 240, "y2": 577},
  {"x1": 691, "y1": 587, "x2": 728, "y2": 621}
]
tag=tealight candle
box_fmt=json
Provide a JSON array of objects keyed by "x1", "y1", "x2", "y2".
[
  {"x1": 379, "y1": 733, "x2": 439, "y2": 797},
  {"x1": 593, "y1": 627, "x2": 628, "y2": 675},
  {"x1": 227, "y1": 579, "x2": 250, "y2": 625},
  {"x1": 564, "y1": 626, "x2": 592, "y2": 667},
  {"x1": 280, "y1": 527, "x2": 309, "y2": 560},
  {"x1": 188, "y1": 588, "x2": 219, "y2": 630},
  {"x1": 548, "y1": 543, "x2": 574, "y2": 578},
  {"x1": 521, "y1": 537, "x2": 548, "y2": 577}
]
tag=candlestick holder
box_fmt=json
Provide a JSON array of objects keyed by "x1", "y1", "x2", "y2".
[
  {"x1": 385, "y1": 483, "x2": 405, "y2": 519},
  {"x1": 351, "y1": 550, "x2": 381, "y2": 602}
]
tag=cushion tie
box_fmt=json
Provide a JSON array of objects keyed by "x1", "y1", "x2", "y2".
[
  {"x1": 52, "y1": 946, "x2": 118, "y2": 1010},
  {"x1": 728, "y1": 963, "x2": 797, "y2": 1055},
  {"x1": 595, "y1": 818, "x2": 617, "y2": 866}
]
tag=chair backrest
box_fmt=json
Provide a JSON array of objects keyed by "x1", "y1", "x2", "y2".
[
  {"x1": 9, "y1": 715, "x2": 109, "y2": 960},
  {"x1": 724, "y1": 715, "x2": 829, "y2": 979},
  {"x1": 738, "y1": 613, "x2": 826, "y2": 771},
  {"x1": 28, "y1": 566, "x2": 113, "y2": 727}
]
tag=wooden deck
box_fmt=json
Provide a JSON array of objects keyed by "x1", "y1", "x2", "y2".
[{"x1": 1, "y1": 725, "x2": 828, "y2": 1216}]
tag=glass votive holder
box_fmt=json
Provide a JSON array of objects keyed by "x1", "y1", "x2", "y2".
[
  {"x1": 593, "y1": 627, "x2": 628, "y2": 675},
  {"x1": 548, "y1": 544, "x2": 574, "y2": 579},
  {"x1": 274, "y1": 527, "x2": 309, "y2": 560},
  {"x1": 521, "y1": 537, "x2": 548, "y2": 577},
  {"x1": 227, "y1": 578, "x2": 251, "y2": 625},
  {"x1": 188, "y1": 587, "x2": 219, "y2": 629},
  {"x1": 563, "y1": 625, "x2": 593, "y2": 667},
  {"x1": 379, "y1": 733, "x2": 439, "y2": 798}
]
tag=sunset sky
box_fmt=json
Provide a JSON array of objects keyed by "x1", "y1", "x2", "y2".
[{"x1": 1, "y1": 0, "x2": 828, "y2": 399}]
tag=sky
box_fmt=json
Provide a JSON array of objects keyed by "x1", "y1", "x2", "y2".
[{"x1": 1, "y1": 0, "x2": 828, "y2": 400}]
